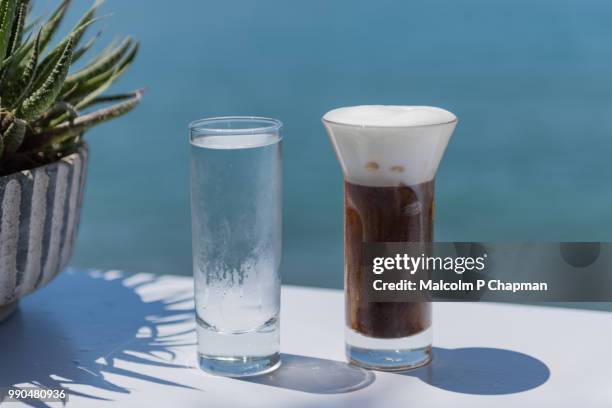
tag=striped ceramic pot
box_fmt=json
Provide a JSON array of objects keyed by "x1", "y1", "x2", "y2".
[{"x1": 0, "y1": 146, "x2": 88, "y2": 321}]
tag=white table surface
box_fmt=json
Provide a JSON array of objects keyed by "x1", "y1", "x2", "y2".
[{"x1": 0, "y1": 269, "x2": 610, "y2": 407}]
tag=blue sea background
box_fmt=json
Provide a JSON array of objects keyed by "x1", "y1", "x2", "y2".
[{"x1": 40, "y1": 0, "x2": 612, "y2": 288}]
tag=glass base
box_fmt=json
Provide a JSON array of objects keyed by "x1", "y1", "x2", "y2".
[
  {"x1": 345, "y1": 326, "x2": 432, "y2": 371},
  {"x1": 195, "y1": 314, "x2": 280, "y2": 377},
  {"x1": 346, "y1": 344, "x2": 431, "y2": 371},
  {"x1": 198, "y1": 353, "x2": 281, "y2": 378}
]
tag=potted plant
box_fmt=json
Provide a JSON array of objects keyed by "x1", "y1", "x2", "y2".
[{"x1": 0, "y1": 0, "x2": 142, "y2": 321}]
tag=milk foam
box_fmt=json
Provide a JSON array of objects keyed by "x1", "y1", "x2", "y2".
[
  {"x1": 323, "y1": 105, "x2": 457, "y2": 187},
  {"x1": 323, "y1": 105, "x2": 456, "y2": 128}
]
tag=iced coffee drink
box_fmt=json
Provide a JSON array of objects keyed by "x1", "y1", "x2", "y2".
[{"x1": 323, "y1": 105, "x2": 457, "y2": 371}]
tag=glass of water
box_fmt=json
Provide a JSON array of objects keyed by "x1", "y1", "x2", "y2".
[{"x1": 189, "y1": 117, "x2": 282, "y2": 377}]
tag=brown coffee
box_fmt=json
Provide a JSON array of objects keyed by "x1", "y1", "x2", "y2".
[{"x1": 344, "y1": 180, "x2": 434, "y2": 338}]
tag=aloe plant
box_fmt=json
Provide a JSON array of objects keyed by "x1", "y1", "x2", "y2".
[{"x1": 0, "y1": 0, "x2": 142, "y2": 176}]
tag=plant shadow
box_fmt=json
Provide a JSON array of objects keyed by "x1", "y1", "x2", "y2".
[
  {"x1": 241, "y1": 353, "x2": 375, "y2": 394},
  {"x1": 402, "y1": 346, "x2": 550, "y2": 395},
  {"x1": 0, "y1": 270, "x2": 195, "y2": 407}
]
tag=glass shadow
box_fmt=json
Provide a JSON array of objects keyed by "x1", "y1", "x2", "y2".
[
  {"x1": 241, "y1": 353, "x2": 375, "y2": 394},
  {"x1": 402, "y1": 346, "x2": 550, "y2": 395}
]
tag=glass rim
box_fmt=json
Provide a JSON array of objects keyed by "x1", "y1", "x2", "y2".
[{"x1": 189, "y1": 116, "x2": 283, "y2": 136}]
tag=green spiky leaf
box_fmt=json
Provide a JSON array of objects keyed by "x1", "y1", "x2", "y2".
[
  {"x1": 38, "y1": 0, "x2": 70, "y2": 53},
  {"x1": 2, "y1": 117, "x2": 26, "y2": 156},
  {"x1": 82, "y1": 89, "x2": 144, "y2": 109},
  {"x1": 6, "y1": 0, "x2": 28, "y2": 55},
  {"x1": 65, "y1": 37, "x2": 131, "y2": 88},
  {"x1": 18, "y1": 35, "x2": 73, "y2": 121},
  {"x1": 21, "y1": 13, "x2": 41, "y2": 35},
  {"x1": 9, "y1": 27, "x2": 40, "y2": 107},
  {"x1": 45, "y1": 89, "x2": 142, "y2": 144},
  {"x1": 50, "y1": 63, "x2": 123, "y2": 126},
  {"x1": 31, "y1": 17, "x2": 99, "y2": 92},
  {"x1": 0, "y1": 27, "x2": 38, "y2": 106},
  {"x1": 0, "y1": 0, "x2": 18, "y2": 61},
  {"x1": 72, "y1": 29, "x2": 102, "y2": 63},
  {"x1": 66, "y1": 42, "x2": 138, "y2": 103},
  {"x1": 0, "y1": 26, "x2": 32, "y2": 70},
  {"x1": 71, "y1": 0, "x2": 103, "y2": 46}
]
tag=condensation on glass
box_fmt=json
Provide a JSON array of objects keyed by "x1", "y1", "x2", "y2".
[{"x1": 190, "y1": 117, "x2": 282, "y2": 377}]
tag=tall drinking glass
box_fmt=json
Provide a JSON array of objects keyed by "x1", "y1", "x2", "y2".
[
  {"x1": 323, "y1": 106, "x2": 457, "y2": 371},
  {"x1": 190, "y1": 117, "x2": 282, "y2": 377}
]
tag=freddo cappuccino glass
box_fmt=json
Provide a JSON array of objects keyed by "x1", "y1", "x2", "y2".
[{"x1": 323, "y1": 105, "x2": 457, "y2": 370}]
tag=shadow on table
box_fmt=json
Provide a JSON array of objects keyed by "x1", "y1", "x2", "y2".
[
  {"x1": 241, "y1": 354, "x2": 375, "y2": 394},
  {"x1": 0, "y1": 270, "x2": 195, "y2": 407},
  {"x1": 401, "y1": 346, "x2": 550, "y2": 395}
]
